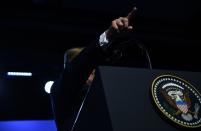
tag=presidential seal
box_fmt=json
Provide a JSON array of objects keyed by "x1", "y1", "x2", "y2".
[{"x1": 151, "y1": 75, "x2": 201, "y2": 128}]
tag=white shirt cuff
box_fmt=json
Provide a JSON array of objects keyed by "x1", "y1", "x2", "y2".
[{"x1": 99, "y1": 31, "x2": 109, "y2": 47}]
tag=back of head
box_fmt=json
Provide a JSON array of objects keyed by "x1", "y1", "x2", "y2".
[{"x1": 64, "y1": 47, "x2": 85, "y2": 68}]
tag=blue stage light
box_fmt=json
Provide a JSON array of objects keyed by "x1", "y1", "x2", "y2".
[
  {"x1": 44, "y1": 81, "x2": 54, "y2": 94},
  {"x1": 7, "y1": 72, "x2": 32, "y2": 77}
]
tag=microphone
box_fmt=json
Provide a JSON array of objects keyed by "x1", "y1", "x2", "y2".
[
  {"x1": 108, "y1": 38, "x2": 153, "y2": 69},
  {"x1": 136, "y1": 42, "x2": 152, "y2": 69}
]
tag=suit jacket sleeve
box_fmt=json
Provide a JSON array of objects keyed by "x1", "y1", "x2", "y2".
[{"x1": 50, "y1": 38, "x2": 107, "y2": 131}]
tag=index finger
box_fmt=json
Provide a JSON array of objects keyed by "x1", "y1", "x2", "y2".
[{"x1": 126, "y1": 7, "x2": 137, "y2": 20}]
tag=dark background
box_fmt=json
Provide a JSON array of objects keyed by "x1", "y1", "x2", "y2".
[{"x1": 0, "y1": 0, "x2": 200, "y2": 120}]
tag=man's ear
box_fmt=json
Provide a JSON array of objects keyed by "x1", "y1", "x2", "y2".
[{"x1": 64, "y1": 50, "x2": 69, "y2": 69}]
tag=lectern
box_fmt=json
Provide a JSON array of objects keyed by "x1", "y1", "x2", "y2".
[{"x1": 72, "y1": 66, "x2": 201, "y2": 131}]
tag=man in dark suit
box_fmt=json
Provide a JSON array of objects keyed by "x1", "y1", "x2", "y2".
[{"x1": 50, "y1": 7, "x2": 147, "y2": 131}]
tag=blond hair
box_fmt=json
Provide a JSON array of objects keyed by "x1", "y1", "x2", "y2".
[{"x1": 64, "y1": 47, "x2": 85, "y2": 68}]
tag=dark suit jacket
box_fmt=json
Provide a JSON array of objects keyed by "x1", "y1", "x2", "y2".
[{"x1": 50, "y1": 38, "x2": 148, "y2": 131}]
